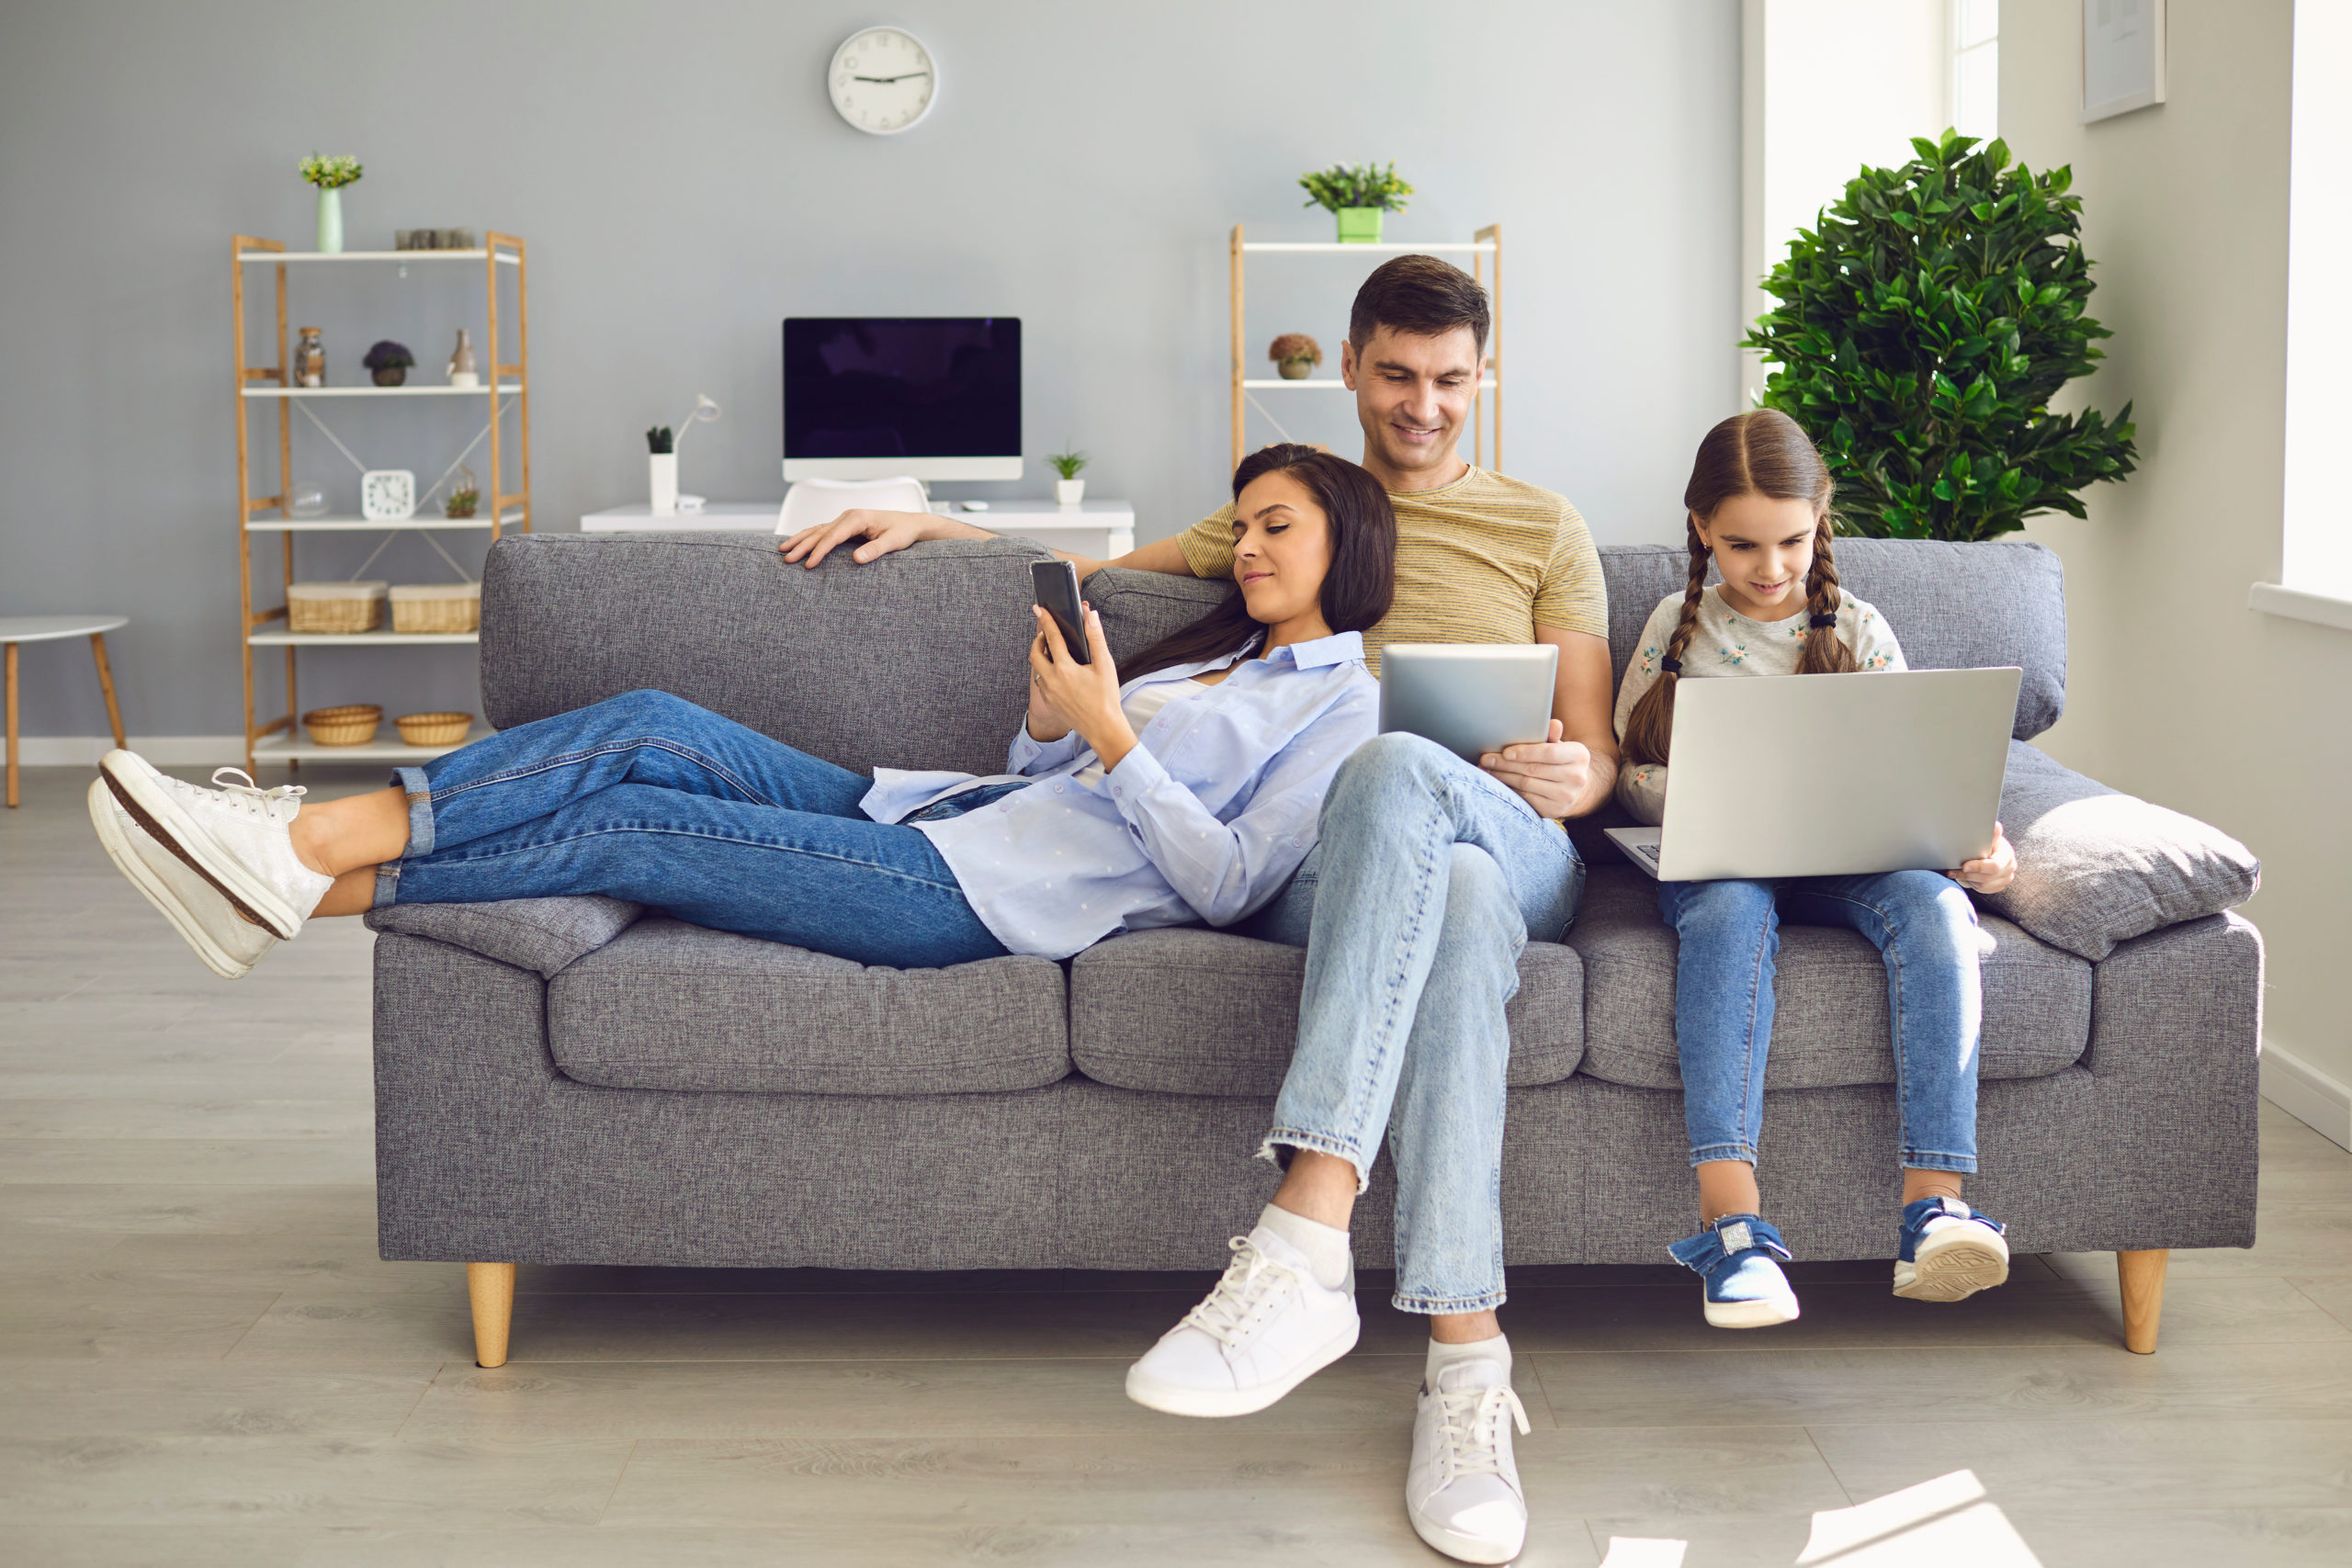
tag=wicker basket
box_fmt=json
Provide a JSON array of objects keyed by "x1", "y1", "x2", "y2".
[
  {"x1": 390, "y1": 581, "x2": 481, "y2": 635},
  {"x1": 302, "y1": 704, "x2": 383, "y2": 746},
  {"x1": 394, "y1": 711, "x2": 473, "y2": 748},
  {"x1": 287, "y1": 581, "x2": 387, "y2": 635}
]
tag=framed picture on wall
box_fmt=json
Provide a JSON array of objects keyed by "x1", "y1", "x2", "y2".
[{"x1": 2080, "y1": 0, "x2": 2166, "y2": 123}]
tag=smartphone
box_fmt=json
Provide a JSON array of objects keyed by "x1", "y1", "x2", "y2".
[{"x1": 1030, "y1": 559, "x2": 1091, "y2": 664}]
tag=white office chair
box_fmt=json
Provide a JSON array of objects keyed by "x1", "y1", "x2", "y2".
[{"x1": 775, "y1": 476, "x2": 930, "y2": 538}]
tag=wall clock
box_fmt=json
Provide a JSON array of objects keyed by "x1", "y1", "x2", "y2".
[{"x1": 828, "y1": 27, "x2": 937, "y2": 136}]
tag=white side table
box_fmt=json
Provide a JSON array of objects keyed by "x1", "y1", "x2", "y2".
[{"x1": 1, "y1": 615, "x2": 128, "y2": 807}]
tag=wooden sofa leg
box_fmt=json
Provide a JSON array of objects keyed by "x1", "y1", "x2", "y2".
[
  {"x1": 2118, "y1": 1248, "x2": 2168, "y2": 1354},
  {"x1": 467, "y1": 1262, "x2": 516, "y2": 1368}
]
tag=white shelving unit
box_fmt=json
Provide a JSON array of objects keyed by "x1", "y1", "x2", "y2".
[
  {"x1": 1227, "y1": 226, "x2": 1502, "y2": 469},
  {"x1": 230, "y1": 233, "x2": 529, "y2": 771}
]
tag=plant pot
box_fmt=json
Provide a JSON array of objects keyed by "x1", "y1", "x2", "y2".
[
  {"x1": 1335, "y1": 206, "x2": 1384, "y2": 243},
  {"x1": 1054, "y1": 479, "x2": 1085, "y2": 506},
  {"x1": 316, "y1": 187, "x2": 344, "y2": 254},
  {"x1": 371, "y1": 366, "x2": 407, "y2": 387},
  {"x1": 649, "y1": 453, "x2": 679, "y2": 516},
  {"x1": 1278, "y1": 356, "x2": 1317, "y2": 380}
]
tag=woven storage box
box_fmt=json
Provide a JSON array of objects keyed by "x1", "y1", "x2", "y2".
[
  {"x1": 302, "y1": 704, "x2": 382, "y2": 746},
  {"x1": 395, "y1": 711, "x2": 473, "y2": 747},
  {"x1": 390, "y1": 581, "x2": 481, "y2": 635},
  {"x1": 287, "y1": 581, "x2": 387, "y2": 634}
]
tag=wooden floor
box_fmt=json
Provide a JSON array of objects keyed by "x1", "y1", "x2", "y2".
[{"x1": 4, "y1": 762, "x2": 2346, "y2": 1567}]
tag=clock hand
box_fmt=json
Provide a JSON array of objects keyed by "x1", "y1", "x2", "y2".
[{"x1": 851, "y1": 71, "x2": 931, "y2": 83}]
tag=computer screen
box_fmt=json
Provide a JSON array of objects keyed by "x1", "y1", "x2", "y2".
[{"x1": 783, "y1": 317, "x2": 1022, "y2": 481}]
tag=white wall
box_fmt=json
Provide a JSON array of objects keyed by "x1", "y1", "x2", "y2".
[
  {"x1": 2002, "y1": 0, "x2": 2352, "y2": 1136},
  {"x1": 0, "y1": 0, "x2": 1742, "y2": 739}
]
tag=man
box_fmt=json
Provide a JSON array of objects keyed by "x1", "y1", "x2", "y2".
[{"x1": 783, "y1": 255, "x2": 1615, "y2": 1564}]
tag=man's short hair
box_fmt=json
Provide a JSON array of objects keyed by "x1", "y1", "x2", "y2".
[{"x1": 1348, "y1": 254, "x2": 1490, "y2": 356}]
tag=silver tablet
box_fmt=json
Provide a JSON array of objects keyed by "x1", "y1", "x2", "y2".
[{"x1": 1378, "y1": 644, "x2": 1559, "y2": 763}]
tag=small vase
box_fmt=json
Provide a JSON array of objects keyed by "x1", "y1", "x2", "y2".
[
  {"x1": 1055, "y1": 479, "x2": 1085, "y2": 506},
  {"x1": 371, "y1": 366, "x2": 407, "y2": 387},
  {"x1": 316, "y1": 187, "x2": 344, "y2": 254},
  {"x1": 1278, "y1": 356, "x2": 1316, "y2": 380},
  {"x1": 649, "y1": 453, "x2": 679, "y2": 516},
  {"x1": 1335, "y1": 207, "x2": 1384, "y2": 243}
]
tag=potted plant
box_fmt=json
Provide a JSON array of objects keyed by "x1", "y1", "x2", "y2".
[
  {"x1": 1046, "y1": 447, "x2": 1088, "y2": 505},
  {"x1": 1745, "y1": 131, "x2": 2137, "y2": 539},
  {"x1": 299, "y1": 153, "x2": 363, "y2": 254},
  {"x1": 646, "y1": 425, "x2": 678, "y2": 516},
  {"x1": 362, "y1": 340, "x2": 414, "y2": 388},
  {"x1": 1298, "y1": 162, "x2": 1414, "y2": 243},
  {"x1": 1268, "y1": 333, "x2": 1324, "y2": 380}
]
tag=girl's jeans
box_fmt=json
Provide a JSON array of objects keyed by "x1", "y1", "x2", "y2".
[
  {"x1": 1658, "y1": 869, "x2": 1984, "y2": 1174},
  {"x1": 376, "y1": 690, "x2": 1011, "y2": 968},
  {"x1": 1245, "y1": 733, "x2": 1588, "y2": 1316}
]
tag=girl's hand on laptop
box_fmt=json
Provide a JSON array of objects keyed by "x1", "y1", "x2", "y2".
[
  {"x1": 1029, "y1": 605, "x2": 1136, "y2": 770},
  {"x1": 1950, "y1": 822, "x2": 2018, "y2": 895},
  {"x1": 1479, "y1": 721, "x2": 1591, "y2": 820}
]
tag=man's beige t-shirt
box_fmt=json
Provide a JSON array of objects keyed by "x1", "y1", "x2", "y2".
[{"x1": 1176, "y1": 467, "x2": 1607, "y2": 675}]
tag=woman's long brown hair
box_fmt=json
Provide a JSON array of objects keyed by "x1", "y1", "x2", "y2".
[{"x1": 1621, "y1": 410, "x2": 1855, "y2": 766}]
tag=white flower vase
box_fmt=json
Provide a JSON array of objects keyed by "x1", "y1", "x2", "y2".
[
  {"x1": 1055, "y1": 479, "x2": 1085, "y2": 506},
  {"x1": 316, "y1": 187, "x2": 344, "y2": 254},
  {"x1": 649, "y1": 454, "x2": 679, "y2": 516}
]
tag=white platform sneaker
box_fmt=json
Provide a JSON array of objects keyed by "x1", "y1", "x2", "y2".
[
  {"x1": 1124, "y1": 1226, "x2": 1361, "y2": 1418},
  {"x1": 87, "y1": 780, "x2": 279, "y2": 980},
  {"x1": 98, "y1": 751, "x2": 332, "y2": 942},
  {"x1": 1407, "y1": 1357, "x2": 1533, "y2": 1564}
]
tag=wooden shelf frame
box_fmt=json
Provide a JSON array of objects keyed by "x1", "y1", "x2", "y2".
[
  {"x1": 1227, "y1": 224, "x2": 1501, "y2": 473},
  {"x1": 229, "y1": 233, "x2": 529, "y2": 772}
]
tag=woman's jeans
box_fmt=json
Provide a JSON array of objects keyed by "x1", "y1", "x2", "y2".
[
  {"x1": 1659, "y1": 870, "x2": 1984, "y2": 1175},
  {"x1": 376, "y1": 690, "x2": 1011, "y2": 967},
  {"x1": 1245, "y1": 733, "x2": 1587, "y2": 1316}
]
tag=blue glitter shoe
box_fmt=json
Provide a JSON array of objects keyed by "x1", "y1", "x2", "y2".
[
  {"x1": 1894, "y1": 1196, "x2": 2010, "y2": 1302},
  {"x1": 1668, "y1": 1213, "x2": 1800, "y2": 1329}
]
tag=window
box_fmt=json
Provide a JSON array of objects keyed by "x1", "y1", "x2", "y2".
[{"x1": 1952, "y1": 0, "x2": 1999, "y2": 140}]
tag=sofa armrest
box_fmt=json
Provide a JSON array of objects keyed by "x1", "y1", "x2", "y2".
[
  {"x1": 364, "y1": 895, "x2": 643, "y2": 978},
  {"x1": 1983, "y1": 742, "x2": 2260, "y2": 962}
]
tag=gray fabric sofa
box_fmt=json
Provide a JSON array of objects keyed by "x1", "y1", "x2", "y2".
[{"x1": 366, "y1": 531, "x2": 2263, "y2": 1368}]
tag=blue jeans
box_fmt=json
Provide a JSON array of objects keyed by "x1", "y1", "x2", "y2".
[
  {"x1": 376, "y1": 690, "x2": 1012, "y2": 967},
  {"x1": 1248, "y1": 733, "x2": 1588, "y2": 1315},
  {"x1": 1659, "y1": 870, "x2": 1984, "y2": 1174}
]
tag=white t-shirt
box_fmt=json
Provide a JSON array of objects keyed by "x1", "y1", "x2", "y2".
[{"x1": 1611, "y1": 585, "x2": 1906, "y2": 825}]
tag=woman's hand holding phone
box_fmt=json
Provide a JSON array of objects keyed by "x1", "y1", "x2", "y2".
[{"x1": 1029, "y1": 604, "x2": 1137, "y2": 772}]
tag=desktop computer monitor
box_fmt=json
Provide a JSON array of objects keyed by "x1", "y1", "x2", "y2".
[{"x1": 783, "y1": 317, "x2": 1022, "y2": 481}]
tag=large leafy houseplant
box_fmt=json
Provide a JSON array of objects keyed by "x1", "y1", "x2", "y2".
[{"x1": 1745, "y1": 131, "x2": 2136, "y2": 540}]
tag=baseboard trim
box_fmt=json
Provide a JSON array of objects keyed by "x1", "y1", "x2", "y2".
[
  {"x1": 10, "y1": 736, "x2": 245, "y2": 766},
  {"x1": 2262, "y1": 1040, "x2": 2352, "y2": 1152}
]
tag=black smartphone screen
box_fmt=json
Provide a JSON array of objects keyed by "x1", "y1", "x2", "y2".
[{"x1": 1030, "y1": 560, "x2": 1091, "y2": 664}]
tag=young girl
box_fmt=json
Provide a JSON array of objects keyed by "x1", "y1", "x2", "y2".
[
  {"x1": 1613, "y1": 409, "x2": 2018, "y2": 1328},
  {"x1": 89, "y1": 445, "x2": 1391, "y2": 976}
]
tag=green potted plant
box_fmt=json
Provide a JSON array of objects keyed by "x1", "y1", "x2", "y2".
[
  {"x1": 1745, "y1": 130, "x2": 2137, "y2": 540},
  {"x1": 1299, "y1": 162, "x2": 1414, "y2": 243},
  {"x1": 362, "y1": 340, "x2": 414, "y2": 388},
  {"x1": 298, "y1": 153, "x2": 363, "y2": 254},
  {"x1": 1046, "y1": 447, "x2": 1088, "y2": 505},
  {"x1": 1268, "y1": 333, "x2": 1324, "y2": 380}
]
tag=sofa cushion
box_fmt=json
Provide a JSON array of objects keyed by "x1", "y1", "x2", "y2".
[
  {"x1": 1984, "y1": 741, "x2": 2263, "y2": 963},
  {"x1": 545, "y1": 917, "x2": 1070, "y2": 1095},
  {"x1": 364, "y1": 896, "x2": 643, "y2": 978},
  {"x1": 1069, "y1": 927, "x2": 1583, "y2": 1097},
  {"x1": 1566, "y1": 867, "x2": 2089, "y2": 1091}
]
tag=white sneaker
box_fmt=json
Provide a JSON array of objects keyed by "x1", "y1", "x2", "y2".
[
  {"x1": 1124, "y1": 1226, "x2": 1360, "y2": 1417},
  {"x1": 98, "y1": 751, "x2": 332, "y2": 941},
  {"x1": 88, "y1": 780, "x2": 279, "y2": 979},
  {"x1": 1894, "y1": 1196, "x2": 2012, "y2": 1302},
  {"x1": 1408, "y1": 1358, "x2": 1532, "y2": 1564}
]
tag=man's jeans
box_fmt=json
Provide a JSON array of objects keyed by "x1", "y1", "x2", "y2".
[
  {"x1": 1658, "y1": 870, "x2": 1984, "y2": 1174},
  {"x1": 1249, "y1": 733, "x2": 1587, "y2": 1315},
  {"x1": 378, "y1": 690, "x2": 1012, "y2": 967}
]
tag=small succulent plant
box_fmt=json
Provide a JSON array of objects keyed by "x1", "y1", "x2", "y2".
[
  {"x1": 1046, "y1": 447, "x2": 1088, "y2": 480},
  {"x1": 647, "y1": 426, "x2": 675, "y2": 455}
]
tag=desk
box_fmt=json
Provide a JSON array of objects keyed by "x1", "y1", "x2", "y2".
[{"x1": 579, "y1": 501, "x2": 1136, "y2": 560}]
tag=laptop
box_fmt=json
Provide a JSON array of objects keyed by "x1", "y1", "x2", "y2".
[
  {"x1": 1603, "y1": 667, "x2": 2021, "y2": 882},
  {"x1": 1379, "y1": 644, "x2": 1558, "y2": 763}
]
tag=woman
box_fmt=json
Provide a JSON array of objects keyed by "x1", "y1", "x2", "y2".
[{"x1": 90, "y1": 446, "x2": 1394, "y2": 976}]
